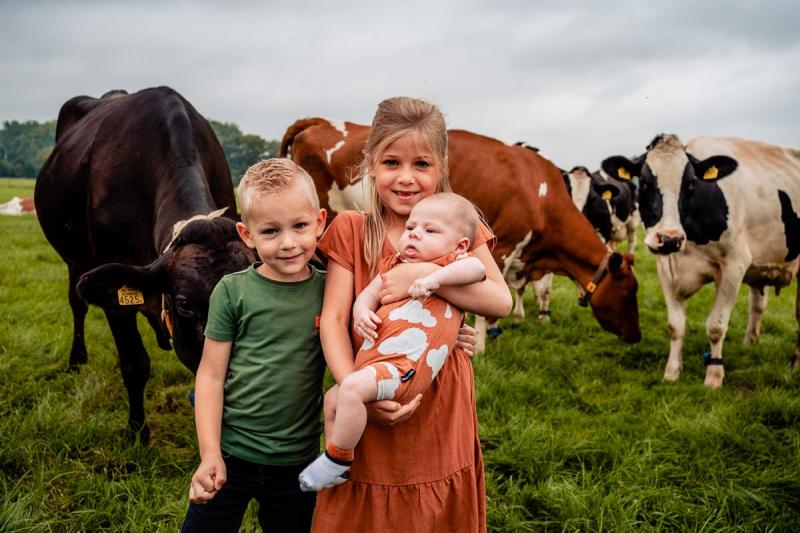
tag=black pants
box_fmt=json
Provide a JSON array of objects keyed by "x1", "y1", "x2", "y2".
[{"x1": 181, "y1": 452, "x2": 316, "y2": 533}]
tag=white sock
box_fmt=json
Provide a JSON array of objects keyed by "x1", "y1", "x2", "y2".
[{"x1": 298, "y1": 453, "x2": 351, "y2": 492}]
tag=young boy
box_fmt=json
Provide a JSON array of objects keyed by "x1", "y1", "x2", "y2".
[
  {"x1": 181, "y1": 158, "x2": 328, "y2": 532},
  {"x1": 298, "y1": 192, "x2": 485, "y2": 491}
]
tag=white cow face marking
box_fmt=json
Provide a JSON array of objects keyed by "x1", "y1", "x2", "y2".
[
  {"x1": 378, "y1": 327, "x2": 429, "y2": 362},
  {"x1": 641, "y1": 135, "x2": 690, "y2": 251},
  {"x1": 567, "y1": 168, "x2": 592, "y2": 211}
]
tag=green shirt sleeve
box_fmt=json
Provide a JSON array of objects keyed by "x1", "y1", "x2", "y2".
[{"x1": 205, "y1": 278, "x2": 236, "y2": 341}]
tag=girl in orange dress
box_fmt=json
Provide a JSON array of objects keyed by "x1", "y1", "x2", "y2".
[{"x1": 313, "y1": 97, "x2": 512, "y2": 532}]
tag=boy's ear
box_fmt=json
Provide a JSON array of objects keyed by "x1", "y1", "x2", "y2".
[
  {"x1": 316, "y1": 208, "x2": 328, "y2": 238},
  {"x1": 236, "y1": 221, "x2": 256, "y2": 248},
  {"x1": 456, "y1": 237, "x2": 471, "y2": 254}
]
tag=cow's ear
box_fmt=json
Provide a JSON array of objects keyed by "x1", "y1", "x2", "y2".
[
  {"x1": 77, "y1": 257, "x2": 167, "y2": 311},
  {"x1": 691, "y1": 155, "x2": 738, "y2": 182},
  {"x1": 593, "y1": 182, "x2": 619, "y2": 201},
  {"x1": 601, "y1": 156, "x2": 641, "y2": 181},
  {"x1": 608, "y1": 252, "x2": 624, "y2": 274}
]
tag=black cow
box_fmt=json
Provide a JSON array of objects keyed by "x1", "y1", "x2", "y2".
[{"x1": 35, "y1": 87, "x2": 256, "y2": 441}]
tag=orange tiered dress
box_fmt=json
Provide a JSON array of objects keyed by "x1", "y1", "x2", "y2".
[{"x1": 313, "y1": 211, "x2": 492, "y2": 533}]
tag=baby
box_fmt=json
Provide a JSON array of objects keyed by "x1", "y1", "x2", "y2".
[{"x1": 299, "y1": 192, "x2": 485, "y2": 491}]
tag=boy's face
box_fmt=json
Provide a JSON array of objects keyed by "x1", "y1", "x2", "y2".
[
  {"x1": 398, "y1": 200, "x2": 468, "y2": 262},
  {"x1": 236, "y1": 181, "x2": 326, "y2": 282}
]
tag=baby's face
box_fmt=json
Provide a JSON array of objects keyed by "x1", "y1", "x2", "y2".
[{"x1": 399, "y1": 200, "x2": 465, "y2": 262}]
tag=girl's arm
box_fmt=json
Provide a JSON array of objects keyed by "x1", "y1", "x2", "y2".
[
  {"x1": 322, "y1": 260, "x2": 421, "y2": 425},
  {"x1": 190, "y1": 337, "x2": 231, "y2": 503},
  {"x1": 320, "y1": 261, "x2": 358, "y2": 384},
  {"x1": 380, "y1": 244, "x2": 512, "y2": 318}
]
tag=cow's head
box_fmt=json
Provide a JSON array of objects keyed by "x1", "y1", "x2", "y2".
[
  {"x1": 76, "y1": 217, "x2": 256, "y2": 373},
  {"x1": 601, "y1": 134, "x2": 737, "y2": 254},
  {"x1": 562, "y1": 166, "x2": 618, "y2": 242},
  {"x1": 589, "y1": 252, "x2": 641, "y2": 343}
]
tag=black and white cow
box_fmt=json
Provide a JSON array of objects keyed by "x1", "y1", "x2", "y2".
[
  {"x1": 602, "y1": 134, "x2": 800, "y2": 388},
  {"x1": 521, "y1": 166, "x2": 618, "y2": 321},
  {"x1": 594, "y1": 170, "x2": 639, "y2": 252}
]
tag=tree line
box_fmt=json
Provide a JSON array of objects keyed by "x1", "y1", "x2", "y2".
[{"x1": 0, "y1": 119, "x2": 280, "y2": 184}]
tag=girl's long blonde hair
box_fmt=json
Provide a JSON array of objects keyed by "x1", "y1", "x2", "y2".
[{"x1": 361, "y1": 97, "x2": 452, "y2": 274}]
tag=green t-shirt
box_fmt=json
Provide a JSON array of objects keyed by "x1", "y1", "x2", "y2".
[{"x1": 204, "y1": 264, "x2": 326, "y2": 465}]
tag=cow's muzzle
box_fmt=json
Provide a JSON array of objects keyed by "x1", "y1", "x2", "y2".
[{"x1": 650, "y1": 233, "x2": 685, "y2": 255}]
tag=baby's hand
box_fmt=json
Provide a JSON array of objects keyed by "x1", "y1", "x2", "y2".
[
  {"x1": 408, "y1": 275, "x2": 440, "y2": 299},
  {"x1": 353, "y1": 305, "x2": 381, "y2": 342}
]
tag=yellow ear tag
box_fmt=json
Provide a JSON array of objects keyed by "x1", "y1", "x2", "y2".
[
  {"x1": 601, "y1": 190, "x2": 613, "y2": 201},
  {"x1": 117, "y1": 286, "x2": 144, "y2": 306},
  {"x1": 617, "y1": 168, "x2": 631, "y2": 180},
  {"x1": 703, "y1": 165, "x2": 719, "y2": 180}
]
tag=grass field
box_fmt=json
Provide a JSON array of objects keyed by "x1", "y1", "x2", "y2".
[{"x1": 1, "y1": 178, "x2": 799, "y2": 532}]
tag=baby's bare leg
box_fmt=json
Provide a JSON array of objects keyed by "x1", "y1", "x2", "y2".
[
  {"x1": 322, "y1": 385, "x2": 339, "y2": 442},
  {"x1": 299, "y1": 369, "x2": 377, "y2": 492},
  {"x1": 330, "y1": 369, "x2": 378, "y2": 450}
]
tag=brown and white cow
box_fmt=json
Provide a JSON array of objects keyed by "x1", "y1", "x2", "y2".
[
  {"x1": 0, "y1": 196, "x2": 36, "y2": 215},
  {"x1": 603, "y1": 134, "x2": 800, "y2": 388},
  {"x1": 36, "y1": 87, "x2": 256, "y2": 441},
  {"x1": 282, "y1": 118, "x2": 641, "y2": 350}
]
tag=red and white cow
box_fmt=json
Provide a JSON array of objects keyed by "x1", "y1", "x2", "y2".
[
  {"x1": 282, "y1": 118, "x2": 641, "y2": 351},
  {"x1": 0, "y1": 196, "x2": 36, "y2": 215},
  {"x1": 603, "y1": 134, "x2": 800, "y2": 388}
]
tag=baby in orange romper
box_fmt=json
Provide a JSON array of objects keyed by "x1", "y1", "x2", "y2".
[{"x1": 299, "y1": 192, "x2": 486, "y2": 491}]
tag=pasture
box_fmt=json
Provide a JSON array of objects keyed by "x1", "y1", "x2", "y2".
[{"x1": 1, "y1": 178, "x2": 799, "y2": 532}]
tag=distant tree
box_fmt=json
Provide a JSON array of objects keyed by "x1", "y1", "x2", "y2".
[
  {"x1": 0, "y1": 117, "x2": 276, "y2": 184},
  {"x1": 209, "y1": 120, "x2": 279, "y2": 184},
  {"x1": 0, "y1": 120, "x2": 56, "y2": 177}
]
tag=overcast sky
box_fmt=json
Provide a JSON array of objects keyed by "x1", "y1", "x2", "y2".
[{"x1": 2, "y1": 0, "x2": 798, "y2": 169}]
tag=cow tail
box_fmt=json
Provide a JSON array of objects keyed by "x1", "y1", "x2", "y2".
[{"x1": 280, "y1": 118, "x2": 329, "y2": 159}]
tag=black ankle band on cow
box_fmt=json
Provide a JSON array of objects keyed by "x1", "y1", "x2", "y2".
[{"x1": 538, "y1": 310, "x2": 551, "y2": 316}]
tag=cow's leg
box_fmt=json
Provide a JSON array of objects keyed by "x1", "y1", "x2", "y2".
[
  {"x1": 533, "y1": 273, "x2": 553, "y2": 322},
  {"x1": 104, "y1": 310, "x2": 151, "y2": 443},
  {"x1": 744, "y1": 285, "x2": 768, "y2": 345},
  {"x1": 67, "y1": 265, "x2": 89, "y2": 368},
  {"x1": 512, "y1": 283, "x2": 526, "y2": 320},
  {"x1": 704, "y1": 263, "x2": 748, "y2": 389},
  {"x1": 657, "y1": 256, "x2": 694, "y2": 382},
  {"x1": 475, "y1": 315, "x2": 487, "y2": 354},
  {"x1": 626, "y1": 218, "x2": 638, "y2": 253},
  {"x1": 793, "y1": 281, "x2": 800, "y2": 368}
]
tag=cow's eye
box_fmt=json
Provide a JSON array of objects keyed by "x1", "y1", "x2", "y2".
[{"x1": 175, "y1": 296, "x2": 194, "y2": 317}]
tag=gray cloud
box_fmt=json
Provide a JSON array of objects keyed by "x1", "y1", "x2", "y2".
[{"x1": 2, "y1": 0, "x2": 798, "y2": 170}]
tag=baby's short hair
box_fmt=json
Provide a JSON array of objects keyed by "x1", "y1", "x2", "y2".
[
  {"x1": 420, "y1": 192, "x2": 480, "y2": 243},
  {"x1": 237, "y1": 158, "x2": 319, "y2": 220}
]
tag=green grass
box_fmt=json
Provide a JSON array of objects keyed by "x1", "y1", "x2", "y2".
[{"x1": 1, "y1": 203, "x2": 799, "y2": 531}]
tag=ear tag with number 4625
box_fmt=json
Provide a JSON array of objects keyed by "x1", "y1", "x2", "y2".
[{"x1": 117, "y1": 286, "x2": 144, "y2": 306}]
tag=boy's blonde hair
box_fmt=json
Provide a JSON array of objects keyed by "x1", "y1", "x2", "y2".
[
  {"x1": 416, "y1": 192, "x2": 479, "y2": 244},
  {"x1": 237, "y1": 158, "x2": 319, "y2": 221},
  {"x1": 361, "y1": 97, "x2": 452, "y2": 274}
]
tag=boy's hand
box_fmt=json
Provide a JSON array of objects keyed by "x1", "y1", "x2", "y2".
[
  {"x1": 353, "y1": 305, "x2": 380, "y2": 342},
  {"x1": 408, "y1": 275, "x2": 440, "y2": 300},
  {"x1": 189, "y1": 455, "x2": 227, "y2": 504}
]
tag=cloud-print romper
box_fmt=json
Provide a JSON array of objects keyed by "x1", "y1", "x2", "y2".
[{"x1": 354, "y1": 252, "x2": 465, "y2": 403}]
